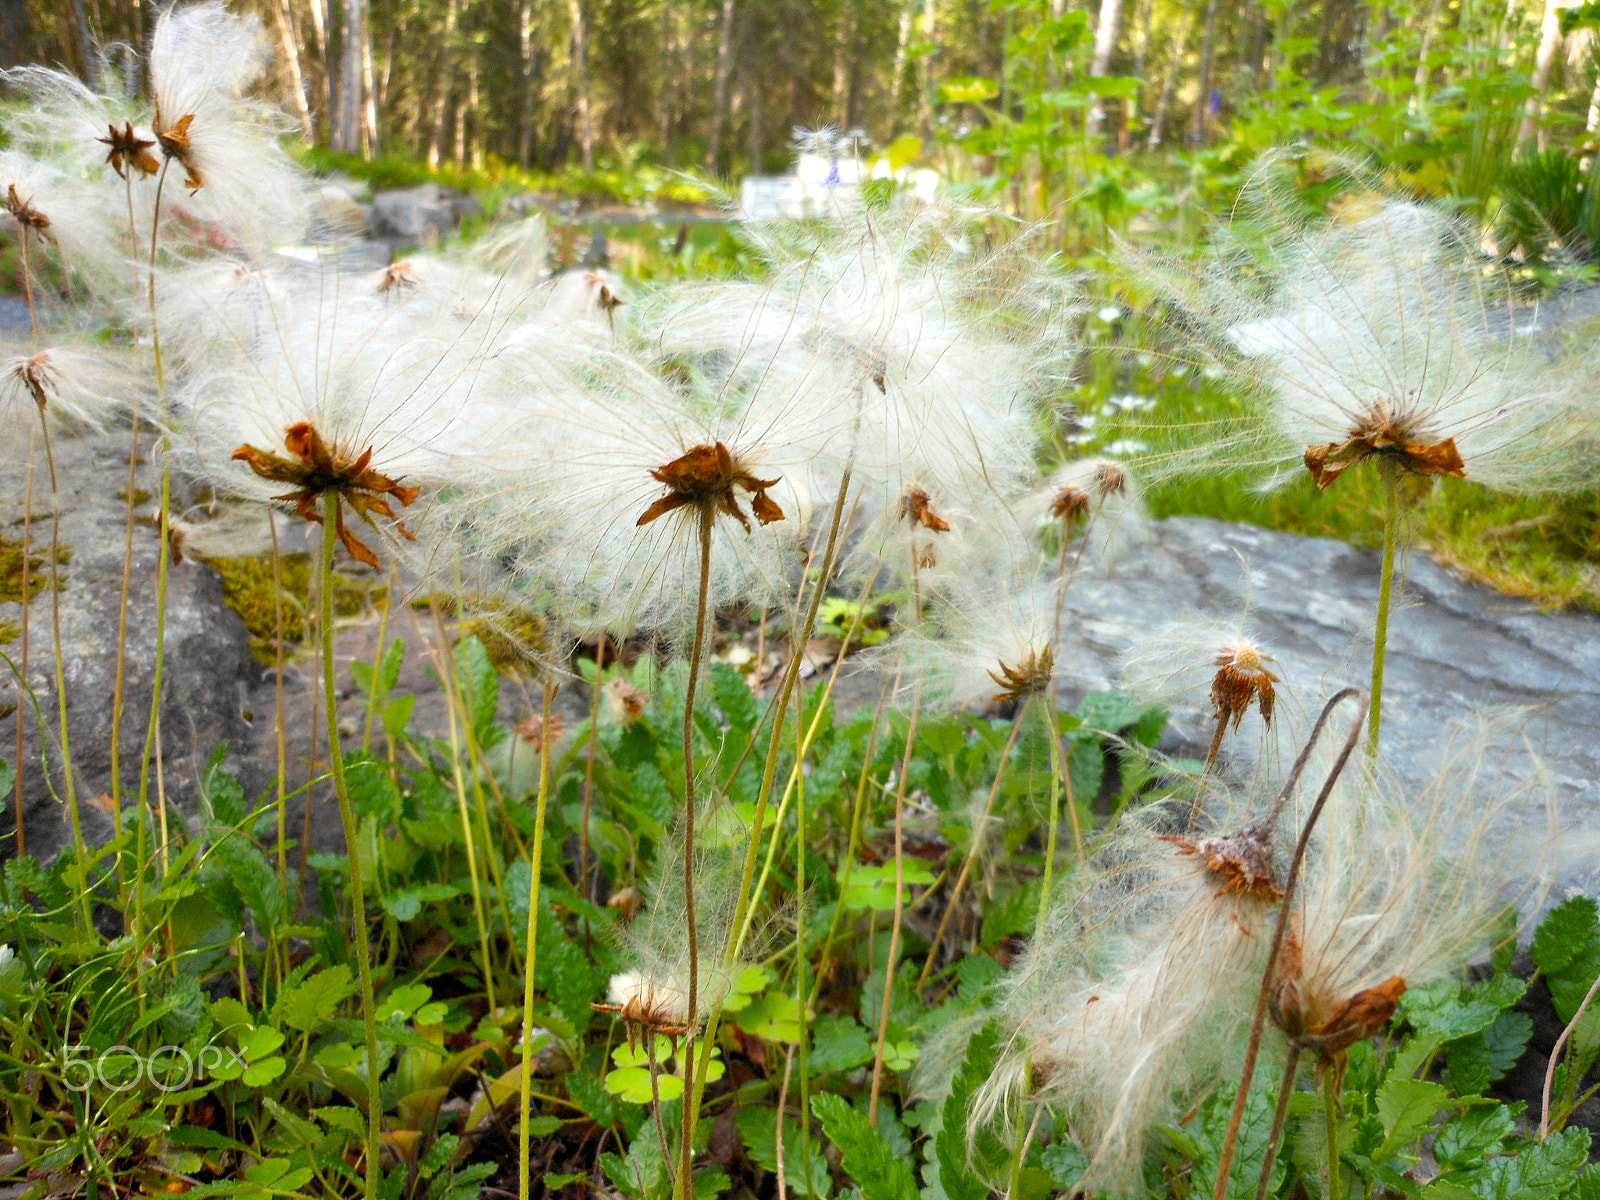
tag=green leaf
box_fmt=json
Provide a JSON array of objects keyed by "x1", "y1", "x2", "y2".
[
  {"x1": 313, "y1": 1106, "x2": 367, "y2": 1137},
  {"x1": 1447, "y1": 1011, "x2": 1532, "y2": 1095},
  {"x1": 168, "y1": 1124, "x2": 254, "y2": 1154},
  {"x1": 1166, "y1": 1083, "x2": 1283, "y2": 1200},
  {"x1": 1431, "y1": 1104, "x2": 1515, "y2": 1170},
  {"x1": 605, "y1": 1065, "x2": 684, "y2": 1104},
  {"x1": 454, "y1": 636, "x2": 500, "y2": 739},
  {"x1": 1401, "y1": 979, "x2": 1502, "y2": 1041},
  {"x1": 734, "y1": 1105, "x2": 831, "y2": 1197},
  {"x1": 279, "y1": 966, "x2": 357, "y2": 1032},
  {"x1": 1466, "y1": 1126, "x2": 1591, "y2": 1199},
  {"x1": 1532, "y1": 897, "x2": 1598, "y2": 978},
  {"x1": 733, "y1": 992, "x2": 803, "y2": 1043},
  {"x1": 711, "y1": 662, "x2": 758, "y2": 735},
  {"x1": 1374, "y1": 1077, "x2": 1453, "y2": 1160},
  {"x1": 809, "y1": 1014, "x2": 873, "y2": 1075},
  {"x1": 419, "y1": 1132, "x2": 460, "y2": 1177},
  {"x1": 377, "y1": 983, "x2": 433, "y2": 1022},
  {"x1": 938, "y1": 1023, "x2": 1008, "y2": 1200},
  {"x1": 381, "y1": 882, "x2": 461, "y2": 921},
  {"x1": 839, "y1": 860, "x2": 935, "y2": 912},
  {"x1": 811, "y1": 1092, "x2": 919, "y2": 1200},
  {"x1": 242, "y1": 1056, "x2": 288, "y2": 1086}
]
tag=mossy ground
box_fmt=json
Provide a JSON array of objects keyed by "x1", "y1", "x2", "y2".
[
  {"x1": 205, "y1": 553, "x2": 389, "y2": 662},
  {"x1": 0, "y1": 534, "x2": 70, "y2": 607}
]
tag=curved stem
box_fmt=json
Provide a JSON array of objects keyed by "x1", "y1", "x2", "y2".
[
  {"x1": 580, "y1": 636, "x2": 605, "y2": 912},
  {"x1": 1540, "y1": 964, "x2": 1600, "y2": 1138},
  {"x1": 109, "y1": 395, "x2": 140, "y2": 886},
  {"x1": 20, "y1": 229, "x2": 38, "y2": 339},
  {"x1": 676, "y1": 503, "x2": 715, "y2": 1200},
  {"x1": 321, "y1": 493, "x2": 382, "y2": 1200},
  {"x1": 1368, "y1": 464, "x2": 1401, "y2": 757},
  {"x1": 518, "y1": 679, "x2": 556, "y2": 1200},
  {"x1": 133, "y1": 454, "x2": 171, "y2": 972},
  {"x1": 793, "y1": 681, "x2": 812, "y2": 1198},
  {"x1": 1254, "y1": 1044, "x2": 1300, "y2": 1200},
  {"x1": 1209, "y1": 688, "x2": 1369, "y2": 1200},
  {"x1": 270, "y1": 511, "x2": 288, "y2": 891}
]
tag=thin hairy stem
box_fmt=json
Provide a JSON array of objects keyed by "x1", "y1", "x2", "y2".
[
  {"x1": 1541, "y1": 966, "x2": 1600, "y2": 1138},
  {"x1": 1323, "y1": 1068, "x2": 1342, "y2": 1200},
  {"x1": 425, "y1": 599, "x2": 498, "y2": 1014},
  {"x1": 270, "y1": 511, "x2": 288, "y2": 889},
  {"x1": 676, "y1": 503, "x2": 715, "y2": 1200},
  {"x1": 132, "y1": 456, "x2": 172, "y2": 963},
  {"x1": 109, "y1": 394, "x2": 141, "y2": 882},
  {"x1": 1209, "y1": 688, "x2": 1369, "y2": 1200},
  {"x1": 1254, "y1": 1045, "x2": 1300, "y2": 1200},
  {"x1": 1368, "y1": 463, "x2": 1401, "y2": 756},
  {"x1": 36, "y1": 415, "x2": 89, "y2": 928},
  {"x1": 685, "y1": 471, "x2": 855, "y2": 1182},
  {"x1": 360, "y1": 571, "x2": 396, "y2": 754},
  {"x1": 147, "y1": 160, "x2": 169, "y2": 391},
  {"x1": 918, "y1": 716, "x2": 1023, "y2": 989},
  {"x1": 320, "y1": 493, "x2": 382, "y2": 1200},
  {"x1": 20, "y1": 229, "x2": 38, "y2": 339},
  {"x1": 811, "y1": 684, "x2": 889, "y2": 1011},
  {"x1": 775, "y1": 1044, "x2": 796, "y2": 1200},
  {"x1": 1035, "y1": 694, "x2": 1068, "y2": 940},
  {"x1": 517, "y1": 679, "x2": 556, "y2": 1200},
  {"x1": 580, "y1": 636, "x2": 605, "y2": 911},
  {"x1": 793, "y1": 682, "x2": 812, "y2": 1197},
  {"x1": 14, "y1": 432, "x2": 34, "y2": 858}
]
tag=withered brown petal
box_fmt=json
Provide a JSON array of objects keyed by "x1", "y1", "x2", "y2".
[{"x1": 636, "y1": 492, "x2": 690, "y2": 527}]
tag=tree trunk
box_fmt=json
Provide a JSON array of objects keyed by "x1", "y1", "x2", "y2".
[
  {"x1": 746, "y1": 52, "x2": 762, "y2": 169},
  {"x1": 306, "y1": 0, "x2": 334, "y2": 142},
  {"x1": 570, "y1": 0, "x2": 594, "y2": 170},
  {"x1": 1192, "y1": 0, "x2": 1223, "y2": 142},
  {"x1": 271, "y1": 0, "x2": 314, "y2": 138},
  {"x1": 468, "y1": 47, "x2": 482, "y2": 169},
  {"x1": 1087, "y1": 0, "x2": 1124, "y2": 137},
  {"x1": 361, "y1": 0, "x2": 378, "y2": 155},
  {"x1": 518, "y1": 0, "x2": 538, "y2": 166},
  {"x1": 890, "y1": 0, "x2": 915, "y2": 119},
  {"x1": 333, "y1": 0, "x2": 364, "y2": 153},
  {"x1": 1149, "y1": 12, "x2": 1191, "y2": 147},
  {"x1": 705, "y1": 0, "x2": 736, "y2": 170},
  {"x1": 832, "y1": 0, "x2": 854, "y2": 126},
  {"x1": 1517, "y1": 0, "x2": 1564, "y2": 151},
  {"x1": 919, "y1": 0, "x2": 939, "y2": 139}
]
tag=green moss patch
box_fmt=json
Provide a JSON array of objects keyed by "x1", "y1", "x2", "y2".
[{"x1": 204, "y1": 553, "x2": 389, "y2": 663}]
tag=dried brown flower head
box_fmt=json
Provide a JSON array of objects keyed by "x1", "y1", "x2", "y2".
[
  {"x1": 899, "y1": 486, "x2": 951, "y2": 532},
  {"x1": 1049, "y1": 483, "x2": 1091, "y2": 522},
  {"x1": 153, "y1": 110, "x2": 202, "y2": 192},
  {"x1": 591, "y1": 969, "x2": 692, "y2": 1049},
  {"x1": 231, "y1": 421, "x2": 420, "y2": 570},
  {"x1": 98, "y1": 123, "x2": 160, "y2": 181},
  {"x1": 604, "y1": 678, "x2": 649, "y2": 721},
  {"x1": 1303, "y1": 406, "x2": 1465, "y2": 490},
  {"x1": 607, "y1": 886, "x2": 643, "y2": 919},
  {"x1": 514, "y1": 710, "x2": 567, "y2": 752},
  {"x1": 377, "y1": 260, "x2": 419, "y2": 295},
  {"x1": 1161, "y1": 821, "x2": 1284, "y2": 903},
  {"x1": 5, "y1": 185, "x2": 51, "y2": 239},
  {"x1": 1092, "y1": 460, "x2": 1129, "y2": 498},
  {"x1": 9, "y1": 351, "x2": 57, "y2": 410},
  {"x1": 1270, "y1": 933, "x2": 1407, "y2": 1091},
  {"x1": 988, "y1": 644, "x2": 1054, "y2": 703},
  {"x1": 635, "y1": 441, "x2": 784, "y2": 532},
  {"x1": 1210, "y1": 641, "x2": 1279, "y2": 731}
]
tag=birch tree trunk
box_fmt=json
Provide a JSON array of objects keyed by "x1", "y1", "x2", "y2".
[
  {"x1": 1517, "y1": 0, "x2": 1564, "y2": 151},
  {"x1": 271, "y1": 0, "x2": 314, "y2": 138},
  {"x1": 1087, "y1": 0, "x2": 1124, "y2": 136},
  {"x1": 705, "y1": 0, "x2": 736, "y2": 170},
  {"x1": 570, "y1": 0, "x2": 594, "y2": 170},
  {"x1": 518, "y1": 0, "x2": 538, "y2": 166},
  {"x1": 1192, "y1": 0, "x2": 1223, "y2": 142}
]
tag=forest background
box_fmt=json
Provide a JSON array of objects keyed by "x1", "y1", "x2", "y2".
[{"x1": 8, "y1": 0, "x2": 1600, "y2": 605}]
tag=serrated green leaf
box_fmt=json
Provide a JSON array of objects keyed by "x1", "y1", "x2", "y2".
[
  {"x1": 938, "y1": 1023, "x2": 1007, "y2": 1200},
  {"x1": 454, "y1": 636, "x2": 500, "y2": 739},
  {"x1": 1375, "y1": 1077, "x2": 1452, "y2": 1160},
  {"x1": 734, "y1": 1105, "x2": 831, "y2": 1197},
  {"x1": 809, "y1": 1013, "x2": 873, "y2": 1075},
  {"x1": 1432, "y1": 1104, "x2": 1515, "y2": 1170},
  {"x1": 1466, "y1": 1126, "x2": 1591, "y2": 1199},
  {"x1": 811, "y1": 1092, "x2": 919, "y2": 1200},
  {"x1": 1532, "y1": 897, "x2": 1598, "y2": 977},
  {"x1": 280, "y1": 966, "x2": 357, "y2": 1032},
  {"x1": 1401, "y1": 979, "x2": 1502, "y2": 1041}
]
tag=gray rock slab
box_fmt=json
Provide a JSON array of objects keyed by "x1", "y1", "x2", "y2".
[
  {"x1": 1054, "y1": 516, "x2": 1600, "y2": 897},
  {"x1": 0, "y1": 428, "x2": 260, "y2": 862}
]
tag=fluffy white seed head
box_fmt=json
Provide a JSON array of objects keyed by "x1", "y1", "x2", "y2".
[{"x1": 148, "y1": 3, "x2": 308, "y2": 248}]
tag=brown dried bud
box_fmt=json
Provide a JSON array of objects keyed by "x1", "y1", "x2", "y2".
[
  {"x1": 899, "y1": 486, "x2": 951, "y2": 532},
  {"x1": 636, "y1": 441, "x2": 785, "y2": 532}
]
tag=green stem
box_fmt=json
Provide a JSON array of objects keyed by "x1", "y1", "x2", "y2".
[
  {"x1": 793, "y1": 683, "x2": 811, "y2": 1199},
  {"x1": 517, "y1": 679, "x2": 555, "y2": 1200},
  {"x1": 13, "y1": 434, "x2": 32, "y2": 858},
  {"x1": 321, "y1": 493, "x2": 382, "y2": 1200},
  {"x1": 1368, "y1": 464, "x2": 1401, "y2": 757},
  {"x1": 676, "y1": 503, "x2": 715, "y2": 1200},
  {"x1": 1034, "y1": 694, "x2": 1065, "y2": 944},
  {"x1": 36, "y1": 415, "x2": 89, "y2": 930},
  {"x1": 1323, "y1": 1068, "x2": 1342, "y2": 1200},
  {"x1": 132, "y1": 455, "x2": 171, "y2": 986},
  {"x1": 1255, "y1": 1045, "x2": 1300, "y2": 1200}
]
